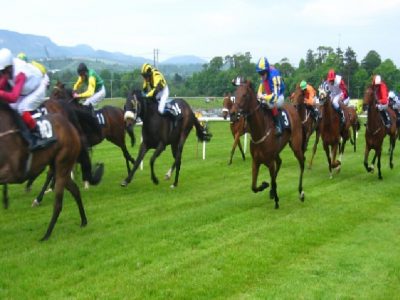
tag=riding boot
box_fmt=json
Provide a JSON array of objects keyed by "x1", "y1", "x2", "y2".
[
  {"x1": 380, "y1": 110, "x2": 391, "y2": 129},
  {"x1": 335, "y1": 107, "x2": 345, "y2": 128},
  {"x1": 272, "y1": 115, "x2": 282, "y2": 137}
]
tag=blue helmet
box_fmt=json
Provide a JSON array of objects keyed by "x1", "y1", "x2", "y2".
[{"x1": 256, "y1": 57, "x2": 270, "y2": 74}]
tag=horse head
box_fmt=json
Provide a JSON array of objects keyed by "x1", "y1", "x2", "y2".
[
  {"x1": 222, "y1": 93, "x2": 234, "y2": 120},
  {"x1": 291, "y1": 84, "x2": 304, "y2": 106},
  {"x1": 232, "y1": 77, "x2": 255, "y2": 117},
  {"x1": 363, "y1": 85, "x2": 375, "y2": 112},
  {"x1": 317, "y1": 82, "x2": 331, "y2": 105},
  {"x1": 50, "y1": 81, "x2": 74, "y2": 103}
]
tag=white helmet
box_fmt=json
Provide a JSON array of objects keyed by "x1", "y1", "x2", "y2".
[
  {"x1": 0, "y1": 48, "x2": 13, "y2": 71},
  {"x1": 374, "y1": 75, "x2": 381, "y2": 85},
  {"x1": 388, "y1": 91, "x2": 396, "y2": 99}
]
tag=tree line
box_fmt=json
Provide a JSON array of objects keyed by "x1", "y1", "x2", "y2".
[{"x1": 49, "y1": 46, "x2": 400, "y2": 99}]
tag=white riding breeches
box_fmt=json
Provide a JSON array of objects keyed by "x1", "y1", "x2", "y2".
[
  {"x1": 83, "y1": 86, "x2": 106, "y2": 106},
  {"x1": 11, "y1": 74, "x2": 49, "y2": 114},
  {"x1": 264, "y1": 94, "x2": 284, "y2": 109},
  {"x1": 156, "y1": 85, "x2": 170, "y2": 114},
  {"x1": 377, "y1": 103, "x2": 388, "y2": 111},
  {"x1": 332, "y1": 94, "x2": 342, "y2": 110}
]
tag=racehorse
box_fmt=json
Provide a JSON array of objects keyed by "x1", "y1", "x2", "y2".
[
  {"x1": 309, "y1": 87, "x2": 348, "y2": 178},
  {"x1": 50, "y1": 82, "x2": 136, "y2": 176},
  {"x1": 122, "y1": 90, "x2": 212, "y2": 188},
  {"x1": 0, "y1": 101, "x2": 87, "y2": 240},
  {"x1": 232, "y1": 78, "x2": 305, "y2": 209},
  {"x1": 343, "y1": 105, "x2": 360, "y2": 152},
  {"x1": 222, "y1": 94, "x2": 247, "y2": 165},
  {"x1": 290, "y1": 85, "x2": 318, "y2": 151},
  {"x1": 363, "y1": 85, "x2": 397, "y2": 179}
]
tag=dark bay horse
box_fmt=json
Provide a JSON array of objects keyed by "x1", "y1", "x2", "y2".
[
  {"x1": 233, "y1": 79, "x2": 305, "y2": 209},
  {"x1": 122, "y1": 90, "x2": 212, "y2": 188},
  {"x1": 222, "y1": 94, "x2": 247, "y2": 165},
  {"x1": 51, "y1": 82, "x2": 135, "y2": 174},
  {"x1": 0, "y1": 101, "x2": 87, "y2": 240},
  {"x1": 363, "y1": 85, "x2": 397, "y2": 179}
]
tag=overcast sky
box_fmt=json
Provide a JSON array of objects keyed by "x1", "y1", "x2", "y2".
[{"x1": 2, "y1": 0, "x2": 400, "y2": 66}]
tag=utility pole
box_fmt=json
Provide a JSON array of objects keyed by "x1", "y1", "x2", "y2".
[{"x1": 153, "y1": 48, "x2": 159, "y2": 67}]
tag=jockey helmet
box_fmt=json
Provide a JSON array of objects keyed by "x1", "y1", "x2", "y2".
[
  {"x1": 141, "y1": 63, "x2": 153, "y2": 77},
  {"x1": 256, "y1": 57, "x2": 270, "y2": 74},
  {"x1": 388, "y1": 91, "x2": 396, "y2": 99},
  {"x1": 0, "y1": 48, "x2": 13, "y2": 71},
  {"x1": 17, "y1": 52, "x2": 28, "y2": 62},
  {"x1": 300, "y1": 80, "x2": 307, "y2": 90},
  {"x1": 77, "y1": 63, "x2": 88, "y2": 75},
  {"x1": 373, "y1": 75, "x2": 381, "y2": 85},
  {"x1": 327, "y1": 69, "x2": 335, "y2": 81}
]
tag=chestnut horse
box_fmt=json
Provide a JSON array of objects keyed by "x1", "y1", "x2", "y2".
[
  {"x1": 233, "y1": 79, "x2": 305, "y2": 209},
  {"x1": 0, "y1": 101, "x2": 86, "y2": 240},
  {"x1": 290, "y1": 85, "x2": 318, "y2": 152},
  {"x1": 222, "y1": 94, "x2": 247, "y2": 164},
  {"x1": 363, "y1": 85, "x2": 397, "y2": 179}
]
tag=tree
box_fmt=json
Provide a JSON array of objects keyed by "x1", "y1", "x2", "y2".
[
  {"x1": 373, "y1": 59, "x2": 400, "y2": 89},
  {"x1": 361, "y1": 50, "x2": 381, "y2": 76},
  {"x1": 305, "y1": 49, "x2": 315, "y2": 71},
  {"x1": 343, "y1": 47, "x2": 359, "y2": 96}
]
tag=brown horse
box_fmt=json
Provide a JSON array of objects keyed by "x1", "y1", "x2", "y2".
[
  {"x1": 363, "y1": 85, "x2": 397, "y2": 179},
  {"x1": 309, "y1": 87, "x2": 347, "y2": 178},
  {"x1": 232, "y1": 78, "x2": 305, "y2": 209},
  {"x1": 290, "y1": 85, "x2": 318, "y2": 151},
  {"x1": 222, "y1": 94, "x2": 247, "y2": 165},
  {"x1": 0, "y1": 101, "x2": 86, "y2": 240},
  {"x1": 343, "y1": 105, "x2": 360, "y2": 152},
  {"x1": 122, "y1": 90, "x2": 212, "y2": 188},
  {"x1": 50, "y1": 82, "x2": 136, "y2": 177}
]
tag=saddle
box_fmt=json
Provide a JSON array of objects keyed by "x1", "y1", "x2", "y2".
[
  {"x1": 278, "y1": 109, "x2": 291, "y2": 130},
  {"x1": 165, "y1": 99, "x2": 182, "y2": 119}
]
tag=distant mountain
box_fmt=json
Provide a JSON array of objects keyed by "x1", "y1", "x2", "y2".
[{"x1": 0, "y1": 29, "x2": 207, "y2": 67}]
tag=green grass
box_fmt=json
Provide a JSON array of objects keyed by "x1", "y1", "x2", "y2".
[{"x1": 1, "y1": 121, "x2": 400, "y2": 299}]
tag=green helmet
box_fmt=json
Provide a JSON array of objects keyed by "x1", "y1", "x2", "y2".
[{"x1": 300, "y1": 80, "x2": 307, "y2": 90}]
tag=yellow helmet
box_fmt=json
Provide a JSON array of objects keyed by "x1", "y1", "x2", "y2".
[
  {"x1": 141, "y1": 63, "x2": 153, "y2": 77},
  {"x1": 17, "y1": 52, "x2": 28, "y2": 62}
]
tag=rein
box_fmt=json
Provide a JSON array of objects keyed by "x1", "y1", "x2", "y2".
[
  {"x1": 244, "y1": 102, "x2": 272, "y2": 144},
  {"x1": 0, "y1": 129, "x2": 19, "y2": 138}
]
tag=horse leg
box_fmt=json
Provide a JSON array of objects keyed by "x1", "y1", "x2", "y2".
[
  {"x1": 228, "y1": 132, "x2": 241, "y2": 165},
  {"x1": 121, "y1": 143, "x2": 149, "y2": 187},
  {"x1": 2, "y1": 184, "x2": 9, "y2": 209},
  {"x1": 389, "y1": 135, "x2": 396, "y2": 169},
  {"x1": 40, "y1": 175, "x2": 66, "y2": 241},
  {"x1": 323, "y1": 143, "x2": 333, "y2": 178},
  {"x1": 363, "y1": 146, "x2": 374, "y2": 173},
  {"x1": 149, "y1": 143, "x2": 166, "y2": 185},
  {"x1": 165, "y1": 162, "x2": 176, "y2": 180},
  {"x1": 172, "y1": 135, "x2": 190, "y2": 188},
  {"x1": 266, "y1": 161, "x2": 279, "y2": 209},
  {"x1": 270, "y1": 156, "x2": 282, "y2": 200},
  {"x1": 290, "y1": 141, "x2": 306, "y2": 202},
  {"x1": 237, "y1": 135, "x2": 246, "y2": 161},
  {"x1": 65, "y1": 176, "x2": 87, "y2": 227},
  {"x1": 120, "y1": 144, "x2": 135, "y2": 175},
  {"x1": 32, "y1": 168, "x2": 54, "y2": 207},
  {"x1": 308, "y1": 130, "x2": 320, "y2": 169},
  {"x1": 251, "y1": 160, "x2": 269, "y2": 193},
  {"x1": 377, "y1": 148, "x2": 383, "y2": 180}
]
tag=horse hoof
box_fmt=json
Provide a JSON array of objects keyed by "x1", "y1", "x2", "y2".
[
  {"x1": 32, "y1": 199, "x2": 40, "y2": 207},
  {"x1": 44, "y1": 188, "x2": 53, "y2": 194},
  {"x1": 274, "y1": 203, "x2": 279, "y2": 209},
  {"x1": 299, "y1": 191, "x2": 305, "y2": 202},
  {"x1": 120, "y1": 181, "x2": 127, "y2": 187},
  {"x1": 164, "y1": 174, "x2": 171, "y2": 180},
  {"x1": 170, "y1": 184, "x2": 176, "y2": 189}
]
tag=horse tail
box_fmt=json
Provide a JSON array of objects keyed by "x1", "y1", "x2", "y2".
[{"x1": 193, "y1": 114, "x2": 212, "y2": 142}]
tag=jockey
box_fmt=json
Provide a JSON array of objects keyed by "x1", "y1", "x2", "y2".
[
  {"x1": 73, "y1": 63, "x2": 106, "y2": 111},
  {"x1": 372, "y1": 75, "x2": 390, "y2": 128},
  {"x1": 256, "y1": 57, "x2": 285, "y2": 136},
  {"x1": 326, "y1": 69, "x2": 349, "y2": 127},
  {"x1": 141, "y1": 63, "x2": 178, "y2": 119},
  {"x1": 300, "y1": 80, "x2": 319, "y2": 121},
  {"x1": 0, "y1": 48, "x2": 53, "y2": 151}
]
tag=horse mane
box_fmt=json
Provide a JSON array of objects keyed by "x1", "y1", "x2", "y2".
[{"x1": 0, "y1": 101, "x2": 22, "y2": 126}]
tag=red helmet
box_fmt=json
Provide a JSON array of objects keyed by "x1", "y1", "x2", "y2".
[{"x1": 327, "y1": 69, "x2": 335, "y2": 81}]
